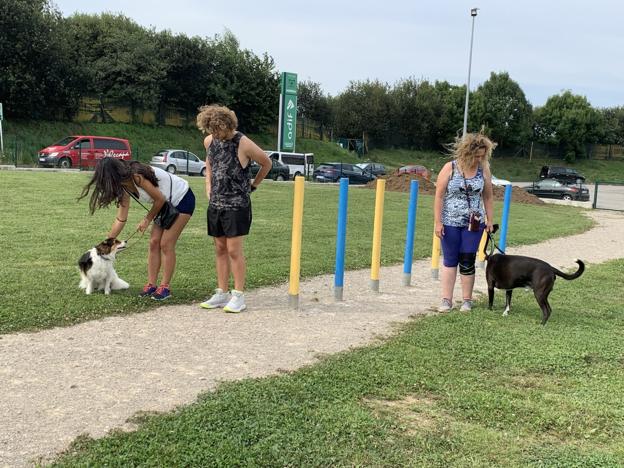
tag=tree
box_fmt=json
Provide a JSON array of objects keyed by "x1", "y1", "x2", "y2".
[
  {"x1": 391, "y1": 79, "x2": 446, "y2": 149},
  {"x1": 298, "y1": 80, "x2": 332, "y2": 124},
  {"x1": 471, "y1": 72, "x2": 532, "y2": 148},
  {"x1": 332, "y1": 80, "x2": 394, "y2": 147},
  {"x1": 65, "y1": 13, "x2": 166, "y2": 120},
  {"x1": 534, "y1": 91, "x2": 601, "y2": 161},
  {"x1": 433, "y1": 81, "x2": 466, "y2": 145},
  {"x1": 193, "y1": 30, "x2": 279, "y2": 133},
  {"x1": 154, "y1": 31, "x2": 214, "y2": 122},
  {"x1": 0, "y1": 0, "x2": 82, "y2": 118},
  {"x1": 599, "y1": 107, "x2": 624, "y2": 146}
]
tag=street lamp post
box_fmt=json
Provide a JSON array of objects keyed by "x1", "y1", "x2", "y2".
[{"x1": 462, "y1": 7, "x2": 479, "y2": 137}]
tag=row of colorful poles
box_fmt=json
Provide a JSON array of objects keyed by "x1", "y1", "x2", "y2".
[{"x1": 289, "y1": 177, "x2": 512, "y2": 308}]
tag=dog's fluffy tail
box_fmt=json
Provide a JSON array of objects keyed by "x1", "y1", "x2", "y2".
[
  {"x1": 552, "y1": 259, "x2": 585, "y2": 280},
  {"x1": 111, "y1": 276, "x2": 130, "y2": 290}
]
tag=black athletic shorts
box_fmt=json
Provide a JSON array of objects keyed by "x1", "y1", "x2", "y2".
[{"x1": 207, "y1": 204, "x2": 252, "y2": 238}]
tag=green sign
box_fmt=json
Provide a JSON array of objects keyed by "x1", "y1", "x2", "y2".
[{"x1": 280, "y1": 72, "x2": 297, "y2": 151}]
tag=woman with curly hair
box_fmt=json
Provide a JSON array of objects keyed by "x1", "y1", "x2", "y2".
[
  {"x1": 79, "y1": 157, "x2": 195, "y2": 300},
  {"x1": 196, "y1": 104, "x2": 271, "y2": 313},
  {"x1": 434, "y1": 132, "x2": 496, "y2": 312}
]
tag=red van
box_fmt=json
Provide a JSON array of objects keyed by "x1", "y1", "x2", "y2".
[{"x1": 38, "y1": 136, "x2": 132, "y2": 168}]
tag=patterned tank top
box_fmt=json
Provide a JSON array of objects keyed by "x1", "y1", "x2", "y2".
[
  {"x1": 441, "y1": 160, "x2": 485, "y2": 227},
  {"x1": 207, "y1": 132, "x2": 251, "y2": 209}
]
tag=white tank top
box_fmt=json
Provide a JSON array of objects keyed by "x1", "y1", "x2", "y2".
[{"x1": 134, "y1": 167, "x2": 189, "y2": 206}]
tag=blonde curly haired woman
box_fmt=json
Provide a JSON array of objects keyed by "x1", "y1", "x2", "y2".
[
  {"x1": 196, "y1": 105, "x2": 271, "y2": 313},
  {"x1": 434, "y1": 132, "x2": 496, "y2": 312}
]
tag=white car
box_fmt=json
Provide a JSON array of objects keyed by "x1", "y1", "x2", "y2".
[
  {"x1": 491, "y1": 175, "x2": 511, "y2": 186},
  {"x1": 150, "y1": 149, "x2": 206, "y2": 176}
]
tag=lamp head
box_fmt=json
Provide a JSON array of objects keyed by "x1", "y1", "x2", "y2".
[{"x1": 471, "y1": 7, "x2": 479, "y2": 16}]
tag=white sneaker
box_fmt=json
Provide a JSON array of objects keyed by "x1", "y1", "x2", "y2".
[
  {"x1": 223, "y1": 289, "x2": 247, "y2": 313},
  {"x1": 200, "y1": 288, "x2": 231, "y2": 309},
  {"x1": 460, "y1": 300, "x2": 473, "y2": 312},
  {"x1": 438, "y1": 298, "x2": 453, "y2": 313}
]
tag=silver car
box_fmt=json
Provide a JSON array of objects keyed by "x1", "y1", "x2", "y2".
[{"x1": 149, "y1": 149, "x2": 206, "y2": 176}]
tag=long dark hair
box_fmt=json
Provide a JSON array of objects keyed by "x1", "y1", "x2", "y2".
[{"x1": 79, "y1": 158, "x2": 159, "y2": 214}]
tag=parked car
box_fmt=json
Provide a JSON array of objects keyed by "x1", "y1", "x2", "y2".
[
  {"x1": 524, "y1": 178, "x2": 590, "y2": 201},
  {"x1": 395, "y1": 165, "x2": 431, "y2": 179},
  {"x1": 491, "y1": 175, "x2": 511, "y2": 186},
  {"x1": 38, "y1": 135, "x2": 131, "y2": 168},
  {"x1": 539, "y1": 166, "x2": 586, "y2": 184},
  {"x1": 264, "y1": 151, "x2": 314, "y2": 179},
  {"x1": 249, "y1": 159, "x2": 290, "y2": 181},
  {"x1": 356, "y1": 162, "x2": 386, "y2": 177},
  {"x1": 313, "y1": 162, "x2": 376, "y2": 184},
  {"x1": 149, "y1": 149, "x2": 205, "y2": 176}
]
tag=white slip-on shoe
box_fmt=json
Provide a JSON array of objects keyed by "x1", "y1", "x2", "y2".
[
  {"x1": 223, "y1": 289, "x2": 247, "y2": 313},
  {"x1": 200, "y1": 288, "x2": 231, "y2": 309}
]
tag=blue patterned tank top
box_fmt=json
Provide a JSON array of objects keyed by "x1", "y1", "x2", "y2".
[
  {"x1": 207, "y1": 132, "x2": 251, "y2": 209},
  {"x1": 441, "y1": 161, "x2": 485, "y2": 227}
]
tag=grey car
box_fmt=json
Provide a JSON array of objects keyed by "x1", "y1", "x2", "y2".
[
  {"x1": 525, "y1": 178, "x2": 590, "y2": 201},
  {"x1": 150, "y1": 149, "x2": 206, "y2": 176}
]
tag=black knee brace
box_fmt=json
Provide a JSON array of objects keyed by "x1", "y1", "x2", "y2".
[{"x1": 458, "y1": 252, "x2": 476, "y2": 275}]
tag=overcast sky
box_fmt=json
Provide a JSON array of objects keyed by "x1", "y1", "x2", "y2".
[{"x1": 53, "y1": 0, "x2": 623, "y2": 108}]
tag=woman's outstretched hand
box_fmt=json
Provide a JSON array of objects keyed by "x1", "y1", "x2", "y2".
[{"x1": 137, "y1": 217, "x2": 151, "y2": 233}]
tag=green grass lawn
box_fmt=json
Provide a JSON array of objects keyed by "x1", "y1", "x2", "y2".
[
  {"x1": 0, "y1": 171, "x2": 593, "y2": 335},
  {"x1": 52, "y1": 258, "x2": 624, "y2": 467}
]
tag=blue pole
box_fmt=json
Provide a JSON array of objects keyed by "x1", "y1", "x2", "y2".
[
  {"x1": 499, "y1": 184, "x2": 512, "y2": 252},
  {"x1": 403, "y1": 180, "x2": 419, "y2": 286},
  {"x1": 334, "y1": 178, "x2": 349, "y2": 300}
]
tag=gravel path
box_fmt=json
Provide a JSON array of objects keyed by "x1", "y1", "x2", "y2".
[{"x1": 1, "y1": 209, "x2": 623, "y2": 467}]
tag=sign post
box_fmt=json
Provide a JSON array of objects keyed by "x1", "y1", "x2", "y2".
[
  {"x1": 278, "y1": 72, "x2": 297, "y2": 153},
  {"x1": 0, "y1": 103, "x2": 4, "y2": 154}
]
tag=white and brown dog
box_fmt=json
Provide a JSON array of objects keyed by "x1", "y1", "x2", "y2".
[{"x1": 78, "y1": 238, "x2": 129, "y2": 295}]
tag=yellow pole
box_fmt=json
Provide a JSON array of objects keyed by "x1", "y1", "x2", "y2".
[
  {"x1": 370, "y1": 179, "x2": 386, "y2": 291},
  {"x1": 431, "y1": 228, "x2": 441, "y2": 279},
  {"x1": 476, "y1": 230, "x2": 488, "y2": 268},
  {"x1": 288, "y1": 176, "x2": 305, "y2": 308}
]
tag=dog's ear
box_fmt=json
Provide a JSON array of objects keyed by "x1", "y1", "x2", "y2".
[{"x1": 104, "y1": 237, "x2": 116, "y2": 245}]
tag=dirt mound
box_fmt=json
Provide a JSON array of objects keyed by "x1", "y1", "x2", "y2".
[
  {"x1": 365, "y1": 173, "x2": 436, "y2": 195},
  {"x1": 366, "y1": 173, "x2": 544, "y2": 205},
  {"x1": 492, "y1": 185, "x2": 544, "y2": 205}
]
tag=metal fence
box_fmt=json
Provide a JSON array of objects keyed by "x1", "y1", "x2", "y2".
[
  {"x1": 592, "y1": 182, "x2": 624, "y2": 211},
  {"x1": 0, "y1": 138, "x2": 39, "y2": 166}
]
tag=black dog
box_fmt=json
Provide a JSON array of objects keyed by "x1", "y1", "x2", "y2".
[{"x1": 484, "y1": 225, "x2": 584, "y2": 325}]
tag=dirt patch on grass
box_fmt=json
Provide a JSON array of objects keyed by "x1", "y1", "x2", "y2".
[
  {"x1": 365, "y1": 173, "x2": 544, "y2": 205},
  {"x1": 365, "y1": 395, "x2": 444, "y2": 434}
]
